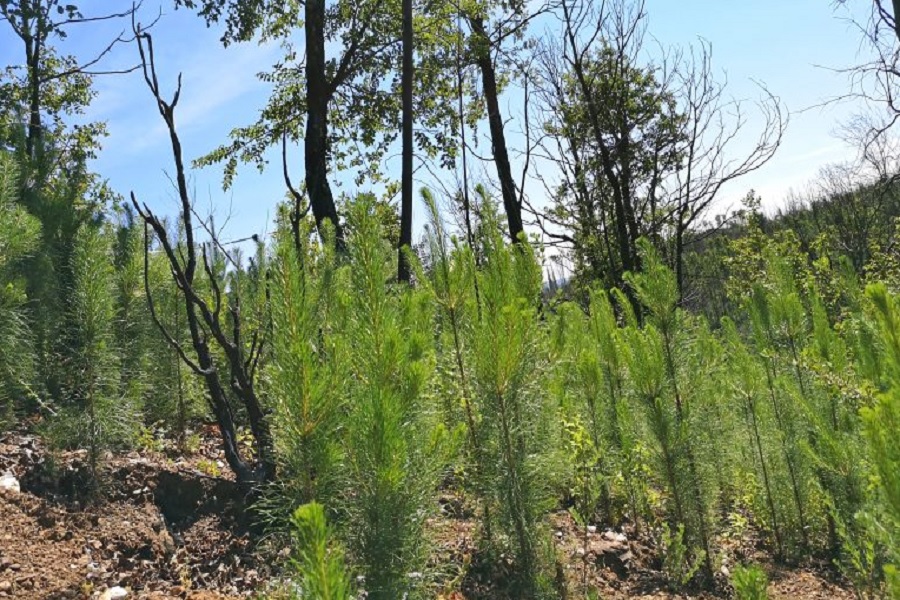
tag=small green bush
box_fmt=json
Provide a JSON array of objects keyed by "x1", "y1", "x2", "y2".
[
  {"x1": 731, "y1": 564, "x2": 769, "y2": 600},
  {"x1": 289, "y1": 502, "x2": 352, "y2": 600}
]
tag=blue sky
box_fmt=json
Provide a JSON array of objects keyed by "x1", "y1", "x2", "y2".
[{"x1": 0, "y1": 0, "x2": 878, "y2": 243}]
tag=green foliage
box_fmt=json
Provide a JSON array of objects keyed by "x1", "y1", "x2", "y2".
[
  {"x1": 0, "y1": 150, "x2": 40, "y2": 423},
  {"x1": 288, "y1": 503, "x2": 353, "y2": 600},
  {"x1": 552, "y1": 287, "x2": 649, "y2": 529},
  {"x1": 722, "y1": 317, "x2": 791, "y2": 557},
  {"x1": 731, "y1": 564, "x2": 769, "y2": 600},
  {"x1": 659, "y1": 522, "x2": 705, "y2": 590},
  {"x1": 181, "y1": 0, "x2": 459, "y2": 187},
  {"x1": 416, "y1": 189, "x2": 485, "y2": 518},
  {"x1": 5, "y1": 3, "x2": 900, "y2": 596},
  {"x1": 48, "y1": 224, "x2": 136, "y2": 483},
  {"x1": 544, "y1": 43, "x2": 686, "y2": 293},
  {"x1": 267, "y1": 214, "x2": 344, "y2": 507},
  {"x1": 624, "y1": 239, "x2": 716, "y2": 580},
  {"x1": 466, "y1": 202, "x2": 558, "y2": 596},
  {"x1": 563, "y1": 417, "x2": 601, "y2": 530},
  {"x1": 859, "y1": 283, "x2": 900, "y2": 597},
  {"x1": 0, "y1": 1, "x2": 115, "y2": 405},
  {"x1": 141, "y1": 223, "x2": 205, "y2": 437},
  {"x1": 339, "y1": 196, "x2": 440, "y2": 599}
]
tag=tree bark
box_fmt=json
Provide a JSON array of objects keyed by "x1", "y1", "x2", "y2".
[
  {"x1": 25, "y1": 32, "x2": 42, "y2": 159},
  {"x1": 305, "y1": 0, "x2": 345, "y2": 250},
  {"x1": 470, "y1": 17, "x2": 524, "y2": 243},
  {"x1": 398, "y1": 0, "x2": 414, "y2": 282}
]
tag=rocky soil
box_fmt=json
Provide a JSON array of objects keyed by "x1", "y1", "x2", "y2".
[
  {"x1": 0, "y1": 429, "x2": 271, "y2": 600},
  {"x1": 0, "y1": 427, "x2": 857, "y2": 599}
]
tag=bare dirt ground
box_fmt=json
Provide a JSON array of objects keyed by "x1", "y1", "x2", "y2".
[
  {"x1": 0, "y1": 426, "x2": 857, "y2": 600},
  {"x1": 0, "y1": 428, "x2": 270, "y2": 599}
]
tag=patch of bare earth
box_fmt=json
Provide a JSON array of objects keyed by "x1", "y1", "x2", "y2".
[
  {"x1": 0, "y1": 428, "x2": 859, "y2": 599},
  {"x1": 426, "y1": 492, "x2": 855, "y2": 600},
  {"x1": 0, "y1": 430, "x2": 268, "y2": 599}
]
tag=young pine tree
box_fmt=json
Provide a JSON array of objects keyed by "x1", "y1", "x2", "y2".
[
  {"x1": 267, "y1": 214, "x2": 344, "y2": 508},
  {"x1": 288, "y1": 502, "x2": 353, "y2": 600},
  {"x1": 113, "y1": 210, "x2": 153, "y2": 424},
  {"x1": 743, "y1": 279, "x2": 816, "y2": 555},
  {"x1": 0, "y1": 151, "x2": 40, "y2": 423},
  {"x1": 340, "y1": 196, "x2": 440, "y2": 599},
  {"x1": 855, "y1": 284, "x2": 900, "y2": 596},
  {"x1": 722, "y1": 317, "x2": 786, "y2": 558},
  {"x1": 467, "y1": 203, "x2": 559, "y2": 596},
  {"x1": 51, "y1": 224, "x2": 135, "y2": 485},
  {"x1": 417, "y1": 189, "x2": 491, "y2": 535},
  {"x1": 624, "y1": 240, "x2": 716, "y2": 583}
]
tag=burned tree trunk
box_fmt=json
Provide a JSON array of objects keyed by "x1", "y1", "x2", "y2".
[{"x1": 131, "y1": 28, "x2": 274, "y2": 485}]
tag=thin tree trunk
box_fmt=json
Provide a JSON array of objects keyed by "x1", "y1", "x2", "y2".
[
  {"x1": 675, "y1": 218, "x2": 686, "y2": 303},
  {"x1": 892, "y1": 0, "x2": 900, "y2": 42},
  {"x1": 25, "y1": 30, "x2": 42, "y2": 160},
  {"x1": 398, "y1": 0, "x2": 414, "y2": 282},
  {"x1": 470, "y1": 17, "x2": 523, "y2": 243},
  {"x1": 745, "y1": 390, "x2": 783, "y2": 558}
]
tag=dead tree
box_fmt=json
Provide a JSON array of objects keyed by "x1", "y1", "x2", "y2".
[
  {"x1": 668, "y1": 42, "x2": 784, "y2": 300},
  {"x1": 835, "y1": 1, "x2": 900, "y2": 159},
  {"x1": 130, "y1": 26, "x2": 274, "y2": 485}
]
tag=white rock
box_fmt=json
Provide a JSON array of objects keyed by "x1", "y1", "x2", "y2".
[
  {"x1": 602, "y1": 530, "x2": 627, "y2": 543},
  {"x1": 100, "y1": 586, "x2": 129, "y2": 600},
  {"x1": 587, "y1": 525, "x2": 597, "y2": 534},
  {"x1": 0, "y1": 472, "x2": 19, "y2": 494}
]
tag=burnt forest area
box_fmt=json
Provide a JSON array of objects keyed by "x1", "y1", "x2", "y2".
[{"x1": 0, "y1": 0, "x2": 898, "y2": 599}]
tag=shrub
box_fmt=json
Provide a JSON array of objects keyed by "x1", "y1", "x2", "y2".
[
  {"x1": 288, "y1": 502, "x2": 352, "y2": 600},
  {"x1": 731, "y1": 564, "x2": 769, "y2": 600}
]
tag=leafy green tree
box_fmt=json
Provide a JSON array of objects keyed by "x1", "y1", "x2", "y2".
[
  {"x1": 538, "y1": 40, "x2": 683, "y2": 291},
  {"x1": 178, "y1": 0, "x2": 460, "y2": 250},
  {"x1": 540, "y1": 1, "x2": 782, "y2": 300},
  {"x1": 0, "y1": 0, "x2": 132, "y2": 404}
]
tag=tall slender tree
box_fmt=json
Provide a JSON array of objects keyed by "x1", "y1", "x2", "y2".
[{"x1": 398, "y1": 0, "x2": 414, "y2": 282}]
